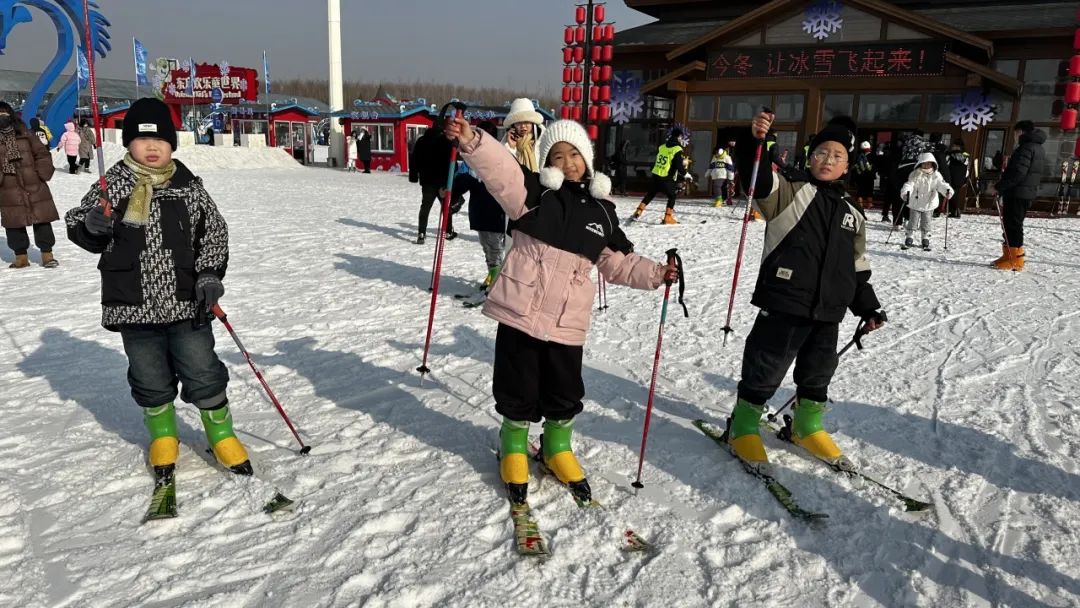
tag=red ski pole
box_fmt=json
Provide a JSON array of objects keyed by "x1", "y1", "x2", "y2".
[
  {"x1": 418, "y1": 102, "x2": 466, "y2": 379},
  {"x1": 721, "y1": 108, "x2": 773, "y2": 346},
  {"x1": 632, "y1": 249, "x2": 687, "y2": 489},
  {"x1": 81, "y1": 0, "x2": 111, "y2": 216},
  {"x1": 212, "y1": 305, "x2": 311, "y2": 455}
]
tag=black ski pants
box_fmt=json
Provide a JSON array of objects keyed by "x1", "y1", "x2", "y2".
[
  {"x1": 6, "y1": 223, "x2": 56, "y2": 255},
  {"x1": 492, "y1": 323, "x2": 584, "y2": 423},
  {"x1": 1002, "y1": 196, "x2": 1032, "y2": 247},
  {"x1": 737, "y1": 310, "x2": 839, "y2": 406},
  {"x1": 418, "y1": 184, "x2": 454, "y2": 236},
  {"x1": 640, "y1": 174, "x2": 678, "y2": 210}
]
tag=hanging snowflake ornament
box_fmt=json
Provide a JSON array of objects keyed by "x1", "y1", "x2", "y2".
[
  {"x1": 950, "y1": 91, "x2": 995, "y2": 132},
  {"x1": 219, "y1": 61, "x2": 231, "y2": 77},
  {"x1": 611, "y1": 71, "x2": 645, "y2": 125},
  {"x1": 803, "y1": 0, "x2": 843, "y2": 41}
]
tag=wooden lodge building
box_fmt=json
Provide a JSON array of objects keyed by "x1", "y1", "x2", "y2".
[{"x1": 611, "y1": 0, "x2": 1076, "y2": 203}]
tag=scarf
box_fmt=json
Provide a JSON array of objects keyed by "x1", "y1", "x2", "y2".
[
  {"x1": 515, "y1": 131, "x2": 539, "y2": 173},
  {"x1": 0, "y1": 126, "x2": 20, "y2": 176},
  {"x1": 121, "y1": 153, "x2": 177, "y2": 227}
]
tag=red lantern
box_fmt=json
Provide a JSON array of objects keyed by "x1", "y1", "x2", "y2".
[
  {"x1": 1068, "y1": 82, "x2": 1080, "y2": 104},
  {"x1": 600, "y1": 105, "x2": 611, "y2": 121},
  {"x1": 594, "y1": 26, "x2": 603, "y2": 41},
  {"x1": 604, "y1": 24, "x2": 615, "y2": 42},
  {"x1": 563, "y1": 47, "x2": 573, "y2": 64},
  {"x1": 1061, "y1": 108, "x2": 1078, "y2": 130},
  {"x1": 601, "y1": 65, "x2": 612, "y2": 82},
  {"x1": 1070, "y1": 55, "x2": 1080, "y2": 77},
  {"x1": 575, "y1": 26, "x2": 586, "y2": 44},
  {"x1": 572, "y1": 86, "x2": 583, "y2": 103},
  {"x1": 560, "y1": 105, "x2": 571, "y2": 119},
  {"x1": 573, "y1": 46, "x2": 585, "y2": 64},
  {"x1": 573, "y1": 66, "x2": 584, "y2": 83},
  {"x1": 587, "y1": 124, "x2": 598, "y2": 140},
  {"x1": 590, "y1": 86, "x2": 600, "y2": 103},
  {"x1": 1074, "y1": 28, "x2": 1080, "y2": 50},
  {"x1": 591, "y1": 66, "x2": 601, "y2": 83},
  {"x1": 563, "y1": 67, "x2": 573, "y2": 84},
  {"x1": 589, "y1": 105, "x2": 599, "y2": 122},
  {"x1": 562, "y1": 86, "x2": 572, "y2": 103},
  {"x1": 599, "y1": 85, "x2": 611, "y2": 102},
  {"x1": 572, "y1": 106, "x2": 582, "y2": 121},
  {"x1": 594, "y1": 5, "x2": 605, "y2": 23},
  {"x1": 591, "y1": 45, "x2": 602, "y2": 63},
  {"x1": 576, "y1": 6, "x2": 586, "y2": 24},
  {"x1": 602, "y1": 45, "x2": 614, "y2": 63},
  {"x1": 564, "y1": 27, "x2": 575, "y2": 46}
]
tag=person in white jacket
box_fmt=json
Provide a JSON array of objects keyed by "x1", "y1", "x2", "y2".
[{"x1": 900, "y1": 152, "x2": 954, "y2": 251}]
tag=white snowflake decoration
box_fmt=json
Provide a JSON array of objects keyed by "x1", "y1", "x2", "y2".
[
  {"x1": 802, "y1": 1, "x2": 843, "y2": 41},
  {"x1": 611, "y1": 71, "x2": 644, "y2": 125},
  {"x1": 950, "y1": 91, "x2": 995, "y2": 132},
  {"x1": 219, "y1": 61, "x2": 230, "y2": 77}
]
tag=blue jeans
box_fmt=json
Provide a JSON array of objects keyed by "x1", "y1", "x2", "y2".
[{"x1": 120, "y1": 322, "x2": 229, "y2": 409}]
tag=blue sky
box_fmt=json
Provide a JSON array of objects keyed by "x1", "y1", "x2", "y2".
[{"x1": 3, "y1": 0, "x2": 654, "y2": 95}]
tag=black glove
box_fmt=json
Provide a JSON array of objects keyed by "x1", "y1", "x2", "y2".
[
  {"x1": 860, "y1": 310, "x2": 888, "y2": 332},
  {"x1": 84, "y1": 205, "x2": 114, "y2": 237},
  {"x1": 194, "y1": 273, "x2": 224, "y2": 310}
]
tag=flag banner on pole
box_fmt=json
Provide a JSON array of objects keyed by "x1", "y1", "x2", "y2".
[
  {"x1": 185, "y1": 57, "x2": 195, "y2": 96},
  {"x1": 77, "y1": 49, "x2": 90, "y2": 89},
  {"x1": 134, "y1": 38, "x2": 150, "y2": 86},
  {"x1": 263, "y1": 50, "x2": 271, "y2": 96}
]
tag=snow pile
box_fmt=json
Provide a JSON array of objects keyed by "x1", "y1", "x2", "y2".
[
  {"x1": 50, "y1": 141, "x2": 302, "y2": 174},
  {"x1": 2, "y1": 168, "x2": 1079, "y2": 607}
]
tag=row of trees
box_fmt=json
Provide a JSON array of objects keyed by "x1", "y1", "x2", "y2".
[{"x1": 275, "y1": 78, "x2": 558, "y2": 110}]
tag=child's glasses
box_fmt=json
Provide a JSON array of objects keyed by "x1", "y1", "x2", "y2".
[{"x1": 811, "y1": 151, "x2": 848, "y2": 165}]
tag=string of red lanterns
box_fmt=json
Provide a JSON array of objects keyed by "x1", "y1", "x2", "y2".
[
  {"x1": 560, "y1": 2, "x2": 615, "y2": 140},
  {"x1": 1067, "y1": 8, "x2": 1080, "y2": 156}
]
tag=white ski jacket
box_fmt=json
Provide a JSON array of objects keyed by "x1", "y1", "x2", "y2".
[{"x1": 901, "y1": 152, "x2": 954, "y2": 212}]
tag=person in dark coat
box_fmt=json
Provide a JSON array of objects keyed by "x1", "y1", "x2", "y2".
[
  {"x1": 609, "y1": 139, "x2": 629, "y2": 195},
  {"x1": 205, "y1": 126, "x2": 215, "y2": 146},
  {"x1": 79, "y1": 120, "x2": 95, "y2": 172},
  {"x1": 851, "y1": 141, "x2": 877, "y2": 209},
  {"x1": 0, "y1": 101, "x2": 60, "y2": 268},
  {"x1": 356, "y1": 128, "x2": 372, "y2": 173},
  {"x1": 991, "y1": 120, "x2": 1046, "y2": 271},
  {"x1": 409, "y1": 123, "x2": 455, "y2": 244},
  {"x1": 944, "y1": 141, "x2": 970, "y2": 218}
]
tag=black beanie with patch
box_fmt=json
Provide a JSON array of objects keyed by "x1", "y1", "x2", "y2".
[{"x1": 122, "y1": 97, "x2": 178, "y2": 150}]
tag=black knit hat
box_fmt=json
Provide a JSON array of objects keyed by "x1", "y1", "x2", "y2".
[
  {"x1": 809, "y1": 115, "x2": 857, "y2": 164},
  {"x1": 123, "y1": 97, "x2": 177, "y2": 150}
]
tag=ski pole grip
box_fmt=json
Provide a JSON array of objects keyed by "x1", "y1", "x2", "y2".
[
  {"x1": 211, "y1": 304, "x2": 226, "y2": 321},
  {"x1": 664, "y1": 248, "x2": 678, "y2": 286}
]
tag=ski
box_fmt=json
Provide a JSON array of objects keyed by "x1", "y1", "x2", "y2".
[
  {"x1": 509, "y1": 501, "x2": 550, "y2": 556},
  {"x1": 205, "y1": 448, "x2": 298, "y2": 516},
  {"x1": 693, "y1": 419, "x2": 828, "y2": 523},
  {"x1": 144, "y1": 465, "x2": 178, "y2": 522},
  {"x1": 460, "y1": 293, "x2": 487, "y2": 309},
  {"x1": 528, "y1": 443, "x2": 655, "y2": 553},
  {"x1": 767, "y1": 418, "x2": 933, "y2": 513}
]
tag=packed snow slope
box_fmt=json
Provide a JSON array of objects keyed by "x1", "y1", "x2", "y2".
[{"x1": 1, "y1": 151, "x2": 1078, "y2": 607}]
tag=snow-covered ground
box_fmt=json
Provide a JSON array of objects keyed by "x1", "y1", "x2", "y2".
[{"x1": 1, "y1": 149, "x2": 1078, "y2": 607}]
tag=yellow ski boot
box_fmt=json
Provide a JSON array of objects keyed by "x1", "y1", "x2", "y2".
[
  {"x1": 727, "y1": 399, "x2": 769, "y2": 473},
  {"x1": 499, "y1": 418, "x2": 530, "y2": 504},
  {"x1": 200, "y1": 404, "x2": 253, "y2": 475}
]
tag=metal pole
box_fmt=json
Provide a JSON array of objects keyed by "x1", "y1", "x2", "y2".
[{"x1": 327, "y1": 0, "x2": 345, "y2": 168}]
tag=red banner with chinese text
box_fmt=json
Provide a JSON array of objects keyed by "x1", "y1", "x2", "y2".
[
  {"x1": 159, "y1": 63, "x2": 259, "y2": 104},
  {"x1": 707, "y1": 42, "x2": 947, "y2": 80}
]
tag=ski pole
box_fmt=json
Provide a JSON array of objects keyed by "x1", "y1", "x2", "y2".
[
  {"x1": 885, "y1": 195, "x2": 911, "y2": 245},
  {"x1": 211, "y1": 305, "x2": 311, "y2": 455},
  {"x1": 418, "y1": 102, "x2": 467, "y2": 379},
  {"x1": 765, "y1": 314, "x2": 884, "y2": 423},
  {"x1": 81, "y1": 0, "x2": 111, "y2": 216},
  {"x1": 943, "y1": 196, "x2": 951, "y2": 252},
  {"x1": 721, "y1": 107, "x2": 772, "y2": 346},
  {"x1": 597, "y1": 275, "x2": 608, "y2": 311},
  {"x1": 632, "y1": 249, "x2": 688, "y2": 490}
]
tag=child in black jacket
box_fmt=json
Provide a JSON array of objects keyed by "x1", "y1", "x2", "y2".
[{"x1": 724, "y1": 112, "x2": 887, "y2": 471}]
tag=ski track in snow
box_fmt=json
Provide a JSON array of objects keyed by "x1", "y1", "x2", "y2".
[{"x1": 1, "y1": 152, "x2": 1079, "y2": 607}]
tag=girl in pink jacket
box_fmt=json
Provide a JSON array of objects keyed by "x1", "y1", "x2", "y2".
[
  {"x1": 57, "y1": 121, "x2": 82, "y2": 174},
  {"x1": 445, "y1": 116, "x2": 677, "y2": 508}
]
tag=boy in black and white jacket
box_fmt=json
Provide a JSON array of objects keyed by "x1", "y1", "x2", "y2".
[{"x1": 66, "y1": 98, "x2": 252, "y2": 478}]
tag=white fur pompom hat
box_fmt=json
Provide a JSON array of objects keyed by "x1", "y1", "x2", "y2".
[{"x1": 536, "y1": 119, "x2": 612, "y2": 199}]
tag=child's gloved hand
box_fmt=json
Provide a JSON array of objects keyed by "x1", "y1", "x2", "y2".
[
  {"x1": 861, "y1": 310, "x2": 887, "y2": 332},
  {"x1": 444, "y1": 117, "x2": 475, "y2": 146},
  {"x1": 84, "y1": 203, "x2": 113, "y2": 236},
  {"x1": 195, "y1": 273, "x2": 224, "y2": 310}
]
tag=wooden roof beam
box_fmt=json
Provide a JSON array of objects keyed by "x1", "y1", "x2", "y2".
[
  {"x1": 641, "y1": 61, "x2": 706, "y2": 94},
  {"x1": 945, "y1": 52, "x2": 1022, "y2": 96},
  {"x1": 846, "y1": 0, "x2": 993, "y2": 57}
]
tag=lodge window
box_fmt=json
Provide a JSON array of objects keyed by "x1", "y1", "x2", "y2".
[
  {"x1": 718, "y1": 95, "x2": 771, "y2": 121},
  {"x1": 774, "y1": 95, "x2": 804, "y2": 122},
  {"x1": 689, "y1": 96, "x2": 715, "y2": 121},
  {"x1": 857, "y1": 94, "x2": 921, "y2": 123},
  {"x1": 823, "y1": 94, "x2": 854, "y2": 121},
  {"x1": 992, "y1": 59, "x2": 1020, "y2": 79},
  {"x1": 645, "y1": 96, "x2": 674, "y2": 120},
  {"x1": 1016, "y1": 59, "x2": 1063, "y2": 123},
  {"x1": 406, "y1": 124, "x2": 427, "y2": 154},
  {"x1": 354, "y1": 123, "x2": 395, "y2": 153}
]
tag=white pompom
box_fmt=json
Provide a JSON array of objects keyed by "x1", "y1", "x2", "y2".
[
  {"x1": 539, "y1": 166, "x2": 565, "y2": 191},
  {"x1": 589, "y1": 172, "x2": 612, "y2": 199}
]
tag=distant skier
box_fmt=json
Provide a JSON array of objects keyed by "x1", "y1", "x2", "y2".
[
  {"x1": 991, "y1": 120, "x2": 1046, "y2": 271},
  {"x1": 409, "y1": 120, "x2": 457, "y2": 244},
  {"x1": 356, "y1": 127, "x2": 372, "y2": 173},
  {"x1": 78, "y1": 120, "x2": 95, "y2": 173},
  {"x1": 630, "y1": 124, "x2": 689, "y2": 224},
  {"x1": 344, "y1": 129, "x2": 358, "y2": 172},
  {"x1": 0, "y1": 101, "x2": 60, "y2": 268},
  {"x1": 65, "y1": 98, "x2": 253, "y2": 478},
  {"x1": 900, "y1": 153, "x2": 954, "y2": 252},
  {"x1": 443, "y1": 116, "x2": 678, "y2": 507},
  {"x1": 450, "y1": 121, "x2": 506, "y2": 292},
  {"x1": 722, "y1": 112, "x2": 886, "y2": 472},
  {"x1": 851, "y1": 141, "x2": 877, "y2": 210},
  {"x1": 57, "y1": 121, "x2": 82, "y2": 175},
  {"x1": 708, "y1": 140, "x2": 735, "y2": 208},
  {"x1": 944, "y1": 141, "x2": 970, "y2": 218}
]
